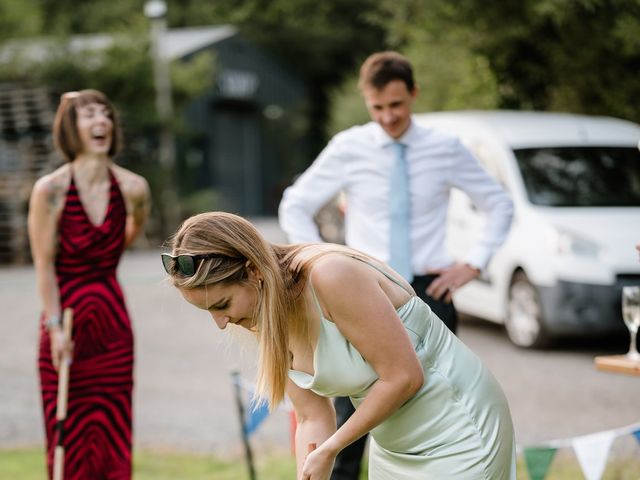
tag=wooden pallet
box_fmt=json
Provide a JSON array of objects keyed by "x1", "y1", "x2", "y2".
[{"x1": 0, "y1": 84, "x2": 57, "y2": 264}]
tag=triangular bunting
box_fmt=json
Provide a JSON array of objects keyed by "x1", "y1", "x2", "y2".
[
  {"x1": 572, "y1": 430, "x2": 615, "y2": 480},
  {"x1": 523, "y1": 446, "x2": 557, "y2": 480},
  {"x1": 245, "y1": 395, "x2": 270, "y2": 436},
  {"x1": 633, "y1": 429, "x2": 640, "y2": 445}
]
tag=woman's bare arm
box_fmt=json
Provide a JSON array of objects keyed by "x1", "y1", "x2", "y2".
[
  {"x1": 286, "y1": 379, "x2": 336, "y2": 479},
  {"x1": 308, "y1": 256, "x2": 424, "y2": 461},
  {"x1": 28, "y1": 175, "x2": 66, "y2": 367},
  {"x1": 115, "y1": 167, "x2": 151, "y2": 247}
]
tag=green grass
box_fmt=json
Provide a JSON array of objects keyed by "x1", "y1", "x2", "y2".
[
  {"x1": 1, "y1": 448, "x2": 638, "y2": 479},
  {"x1": 0, "y1": 448, "x2": 298, "y2": 480}
]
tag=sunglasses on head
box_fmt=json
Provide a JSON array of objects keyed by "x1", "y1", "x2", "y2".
[{"x1": 161, "y1": 253, "x2": 219, "y2": 277}]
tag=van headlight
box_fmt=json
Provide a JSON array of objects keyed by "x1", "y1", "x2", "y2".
[{"x1": 550, "y1": 228, "x2": 601, "y2": 258}]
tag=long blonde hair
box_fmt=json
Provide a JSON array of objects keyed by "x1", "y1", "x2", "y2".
[{"x1": 165, "y1": 212, "x2": 309, "y2": 408}]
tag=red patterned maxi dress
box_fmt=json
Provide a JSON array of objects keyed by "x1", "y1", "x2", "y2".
[{"x1": 38, "y1": 170, "x2": 133, "y2": 479}]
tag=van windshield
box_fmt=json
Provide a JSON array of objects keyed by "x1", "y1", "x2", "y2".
[{"x1": 514, "y1": 147, "x2": 640, "y2": 206}]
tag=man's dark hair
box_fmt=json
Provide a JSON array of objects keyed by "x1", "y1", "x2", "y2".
[{"x1": 358, "y1": 51, "x2": 415, "y2": 92}]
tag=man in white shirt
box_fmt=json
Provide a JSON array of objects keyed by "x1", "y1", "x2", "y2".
[{"x1": 278, "y1": 51, "x2": 513, "y2": 480}]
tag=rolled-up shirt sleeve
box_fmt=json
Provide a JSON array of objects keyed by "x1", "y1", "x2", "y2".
[
  {"x1": 449, "y1": 140, "x2": 514, "y2": 270},
  {"x1": 278, "y1": 137, "x2": 347, "y2": 243}
]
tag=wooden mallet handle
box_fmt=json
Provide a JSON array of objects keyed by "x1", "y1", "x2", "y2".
[
  {"x1": 55, "y1": 308, "x2": 73, "y2": 419},
  {"x1": 53, "y1": 308, "x2": 73, "y2": 480}
]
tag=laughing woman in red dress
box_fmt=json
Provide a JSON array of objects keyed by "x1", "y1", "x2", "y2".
[{"x1": 28, "y1": 89, "x2": 150, "y2": 479}]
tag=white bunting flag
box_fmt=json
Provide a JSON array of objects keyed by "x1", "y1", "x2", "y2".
[{"x1": 571, "y1": 430, "x2": 616, "y2": 480}]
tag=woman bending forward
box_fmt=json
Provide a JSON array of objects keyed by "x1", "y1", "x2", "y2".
[{"x1": 162, "y1": 211, "x2": 515, "y2": 480}]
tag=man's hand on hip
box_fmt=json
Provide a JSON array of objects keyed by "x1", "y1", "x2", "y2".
[{"x1": 425, "y1": 263, "x2": 481, "y2": 303}]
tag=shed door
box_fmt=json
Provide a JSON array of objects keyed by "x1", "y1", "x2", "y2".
[{"x1": 212, "y1": 108, "x2": 262, "y2": 215}]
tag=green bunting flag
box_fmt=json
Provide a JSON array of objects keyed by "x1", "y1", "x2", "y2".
[{"x1": 523, "y1": 447, "x2": 557, "y2": 480}]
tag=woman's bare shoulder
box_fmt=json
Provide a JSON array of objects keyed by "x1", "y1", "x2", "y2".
[
  {"x1": 111, "y1": 165, "x2": 150, "y2": 198},
  {"x1": 308, "y1": 251, "x2": 371, "y2": 290},
  {"x1": 31, "y1": 164, "x2": 71, "y2": 199}
]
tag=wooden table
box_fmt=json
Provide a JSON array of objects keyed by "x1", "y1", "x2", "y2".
[{"x1": 594, "y1": 355, "x2": 640, "y2": 376}]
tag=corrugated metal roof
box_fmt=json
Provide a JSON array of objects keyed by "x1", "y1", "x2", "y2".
[
  {"x1": 160, "y1": 26, "x2": 237, "y2": 60},
  {"x1": 0, "y1": 25, "x2": 238, "y2": 64}
]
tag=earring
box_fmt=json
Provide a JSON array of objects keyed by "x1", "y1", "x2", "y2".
[{"x1": 258, "y1": 279, "x2": 264, "y2": 289}]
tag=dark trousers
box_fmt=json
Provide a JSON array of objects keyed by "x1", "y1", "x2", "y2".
[
  {"x1": 330, "y1": 274, "x2": 457, "y2": 480},
  {"x1": 411, "y1": 274, "x2": 458, "y2": 334},
  {"x1": 330, "y1": 397, "x2": 367, "y2": 480}
]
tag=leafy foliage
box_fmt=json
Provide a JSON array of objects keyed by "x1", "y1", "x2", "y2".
[
  {"x1": 0, "y1": 0, "x2": 43, "y2": 40},
  {"x1": 329, "y1": 0, "x2": 501, "y2": 133},
  {"x1": 436, "y1": 0, "x2": 640, "y2": 121},
  {"x1": 329, "y1": 0, "x2": 640, "y2": 132},
  {"x1": 37, "y1": 0, "x2": 147, "y2": 35},
  {"x1": 2, "y1": 0, "x2": 639, "y2": 126}
]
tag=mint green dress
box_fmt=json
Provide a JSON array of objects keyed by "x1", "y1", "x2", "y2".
[{"x1": 289, "y1": 258, "x2": 516, "y2": 479}]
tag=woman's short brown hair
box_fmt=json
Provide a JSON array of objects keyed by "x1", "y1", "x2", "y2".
[
  {"x1": 52, "y1": 89, "x2": 122, "y2": 162},
  {"x1": 358, "y1": 51, "x2": 415, "y2": 92}
]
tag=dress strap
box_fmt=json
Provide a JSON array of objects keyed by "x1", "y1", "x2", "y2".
[
  {"x1": 308, "y1": 281, "x2": 325, "y2": 319},
  {"x1": 307, "y1": 252, "x2": 414, "y2": 320},
  {"x1": 345, "y1": 254, "x2": 414, "y2": 296}
]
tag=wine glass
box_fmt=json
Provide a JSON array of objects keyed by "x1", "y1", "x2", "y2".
[{"x1": 621, "y1": 286, "x2": 640, "y2": 360}]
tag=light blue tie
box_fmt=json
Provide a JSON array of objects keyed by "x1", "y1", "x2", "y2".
[{"x1": 388, "y1": 142, "x2": 413, "y2": 281}]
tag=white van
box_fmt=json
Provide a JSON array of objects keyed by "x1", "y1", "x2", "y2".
[{"x1": 414, "y1": 111, "x2": 640, "y2": 348}]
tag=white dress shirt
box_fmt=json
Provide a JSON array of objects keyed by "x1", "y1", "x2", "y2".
[{"x1": 278, "y1": 120, "x2": 513, "y2": 273}]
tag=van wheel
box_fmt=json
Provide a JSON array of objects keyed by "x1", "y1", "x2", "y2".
[{"x1": 506, "y1": 271, "x2": 549, "y2": 348}]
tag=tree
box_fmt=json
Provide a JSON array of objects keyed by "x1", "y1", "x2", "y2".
[
  {"x1": 0, "y1": 0, "x2": 42, "y2": 41},
  {"x1": 37, "y1": 0, "x2": 147, "y2": 35},
  {"x1": 441, "y1": 0, "x2": 640, "y2": 121},
  {"x1": 328, "y1": 0, "x2": 501, "y2": 134},
  {"x1": 330, "y1": 0, "x2": 640, "y2": 132}
]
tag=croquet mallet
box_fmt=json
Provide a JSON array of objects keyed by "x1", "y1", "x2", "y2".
[{"x1": 52, "y1": 308, "x2": 73, "y2": 480}]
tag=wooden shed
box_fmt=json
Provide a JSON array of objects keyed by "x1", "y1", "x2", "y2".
[{"x1": 172, "y1": 26, "x2": 309, "y2": 215}]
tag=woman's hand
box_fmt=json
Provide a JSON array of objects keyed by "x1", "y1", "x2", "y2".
[
  {"x1": 301, "y1": 442, "x2": 336, "y2": 480},
  {"x1": 49, "y1": 327, "x2": 73, "y2": 371}
]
